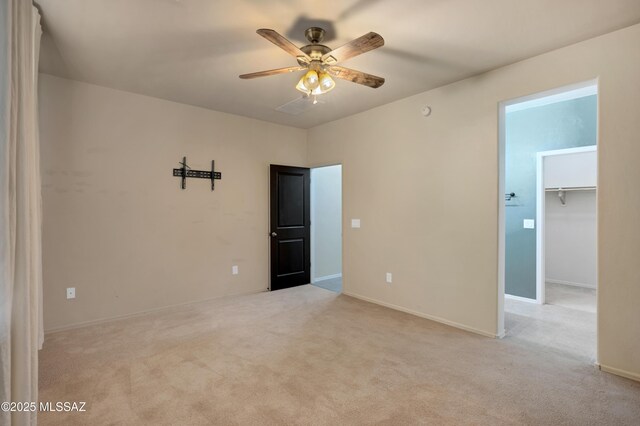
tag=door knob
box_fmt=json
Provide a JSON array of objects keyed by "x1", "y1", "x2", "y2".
[{"x1": 271, "y1": 232, "x2": 277, "y2": 237}]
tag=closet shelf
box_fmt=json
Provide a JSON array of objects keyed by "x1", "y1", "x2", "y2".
[{"x1": 545, "y1": 186, "x2": 596, "y2": 192}]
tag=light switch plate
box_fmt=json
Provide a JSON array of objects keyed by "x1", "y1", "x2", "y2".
[
  {"x1": 351, "y1": 219, "x2": 361, "y2": 228},
  {"x1": 523, "y1": 219, "x2": 535, "y2": 229},
  {"x1": 66, "y1": 287, "x2": 75, "y2": 299},
  {"x1": 232, "y1": 265, "x2": 239, "y2": 275},
  {"x1": 386, "y1": 273, "x2": 392, "y2": 283}
]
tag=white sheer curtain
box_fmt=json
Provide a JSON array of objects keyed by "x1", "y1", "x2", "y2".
[{"x1": 0, "y1": 1, "x2": 43, "y2": 425}]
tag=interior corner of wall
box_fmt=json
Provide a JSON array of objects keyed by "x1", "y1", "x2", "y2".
[{"x1": 304, "y1": 127, "x2": 312, "y2": 166}]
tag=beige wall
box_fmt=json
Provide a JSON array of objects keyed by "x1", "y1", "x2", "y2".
[
  {"x1": 39, "y1": 74, "x2": 307, "y2": 331},
  {"x1": 308, "y1": 24, "x2": 640, "y2": 379}
]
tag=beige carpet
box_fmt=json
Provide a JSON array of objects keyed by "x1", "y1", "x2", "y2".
[
  {"x1": 505, "y1": 286, "x2": 597, "y2": 362},
  {"x1": 39, "y1": 285, "x2": 640, "y2": 425},
  {"x1": 546, "y1": 282, "x2": 597, "y2": 313},
  {"x1": 312, "y1": 277, "x2": 342, "y2": 293}
]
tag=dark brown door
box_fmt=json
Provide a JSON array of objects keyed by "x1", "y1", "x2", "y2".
[{"x1": 270, "y1": 165, "x2": 311, "y2": 291}]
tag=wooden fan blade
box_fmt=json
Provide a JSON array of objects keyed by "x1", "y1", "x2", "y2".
[
  {"x1": 322, "y1": 32, "x2": 384, "y2": 64},
  {"x1": 239, "y1": 66, "x2": 306, "y2": 79},
  {"x1": 256, "y1": 29, "x2": 311, "y2": 61},
  {"x1": 327, "y1": 66, "x2": 385, "y2": 88}
]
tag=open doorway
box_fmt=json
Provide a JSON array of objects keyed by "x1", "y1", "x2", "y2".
[
  {"x1": 498, "y1": 81, "x2": 598, "y2": 362},
  {"x1": 310, "y1": 164, "x2": 342, "y2": 293}
]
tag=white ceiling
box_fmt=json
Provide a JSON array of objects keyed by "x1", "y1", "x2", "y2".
[{"x1": 37, "y1": 0, "x2": 640, "y2": 129}]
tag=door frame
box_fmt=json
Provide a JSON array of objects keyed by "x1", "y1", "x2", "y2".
[
  {"x1": 309, "y1": 164, "x2": 343, "y2": 288},
  {"x1": 535, "y1": 145, "x2": 597, "y2": 305},
  {"x1": 497, "y1": 78, "x2": 598, "y2": 338}
]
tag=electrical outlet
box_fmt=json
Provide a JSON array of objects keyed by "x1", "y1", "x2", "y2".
[
  {"x1": 351, "y1": 219, "x2": 361, "y2": 228},
  {"x1": 386, "y1": 273, "x2": 392, "y2": 284},
  {"x1": 66, "y1": 287, "x2": 75, "y2": 299},
  {"x1": 232, "y1": 265, "x2": 239, "y2": 275}
]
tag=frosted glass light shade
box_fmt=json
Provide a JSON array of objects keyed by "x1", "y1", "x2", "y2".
[
  {"x1": 318, "y1": 72, "x2": 335, "y2": 93},
  {"x1": 302, "y1": 70, "x2": 319, "y2": 90}
]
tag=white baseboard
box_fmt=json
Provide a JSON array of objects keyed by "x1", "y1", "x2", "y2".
[
  {"x1": 546, "y1": 279, "x2": 596, "y2": 289},
  {"x1": 44, "y1": 288, "x2": 267, "y2": 335},
  {"x1": 505, "y1": 293, "x2": 539, "y2": 304},
  {"x1": 597, "y1": 363, "x2": 640, "y2": 382},
  {"x1": 312, "y1": 273, "x2": 342, "y2": 283},
  {"x1": 343, "y1": 291, "x2": 499, "y2": 339}
]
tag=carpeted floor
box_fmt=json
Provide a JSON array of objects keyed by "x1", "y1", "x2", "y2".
[
  {"x1": 312, "y1": 277, "x2": 342, "y2": 293},
  {"x1": 505, "y1": 283, "x2": 597, "y2": 362},
  {"x1": 546, "y1": 282, "x2": 597, "y2": 313},
  {"x1": 39, "y1": 285, "x2": 640, "y2": 425}
]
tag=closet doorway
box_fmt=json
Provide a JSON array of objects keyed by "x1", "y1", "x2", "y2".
[{"x1": 537, "y1": 147, "x2": 597, "y2": 309}]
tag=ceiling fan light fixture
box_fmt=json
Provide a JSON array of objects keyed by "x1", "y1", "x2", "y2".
[
  {"x1": 296, "y1": 70, "x2": 336, "y2": 96},
  {"x1": 306, "y1": 72, "x2": 335, "y2": 95},
  {"x1": 243, "y1": 27, "x2": 384, "y2": 97}
]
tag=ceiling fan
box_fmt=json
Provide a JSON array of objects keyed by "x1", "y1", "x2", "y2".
[{"x1": 239, "y1": 27, "x2": 385, "y2": 98}]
